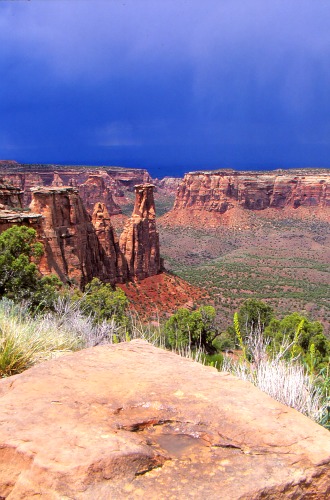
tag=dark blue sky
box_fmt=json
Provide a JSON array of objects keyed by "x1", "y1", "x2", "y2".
[{"x1": 1, "y1": 0, "x2": 330, "y2": 178}]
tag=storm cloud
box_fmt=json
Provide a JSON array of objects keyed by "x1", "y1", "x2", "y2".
[{"x1": 1, "y1": 0, "x2": 330, "y2": 177}]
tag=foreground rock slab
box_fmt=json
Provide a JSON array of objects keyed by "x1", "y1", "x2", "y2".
[{"x1": 0, "y1": 340, "x2": 330, "y2": 499}]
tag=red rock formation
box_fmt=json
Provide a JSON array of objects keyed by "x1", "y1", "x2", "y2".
[
  {"x1": 29, "y1": 187, "x2": 116, "y2": 287},
  {"x1": 0, "y1": 210, "x2": 43, "y2": 233},
  {"x1": 4, "y1": 185, "x2": 160, "y2": 287},
  {"x1": 0, "y1": 178, "x2": 23, "y2": 209},
  {"x1": 0, "y1": 162, "x2": 151, "y2": 214},
  {"x1": 1, "y1": 340, "x2": 330, "y2": 498},
  {"x1": 120, "y1": 184, "x2": 161, "y2": 280},
  {"x1": 171, "y1": 169, "x2": 330, "y2": 220},
  {"x1": 80, "y1": 175, "x2": 121, "y2": 216},
  {"x1": 91, "y1": 202, "x2": 128, "y2": 283}
]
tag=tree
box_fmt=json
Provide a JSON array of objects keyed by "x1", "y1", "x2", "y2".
[
  {"x1": 0, "y1": 226, "x2": 62, "y2": 308},
  {"x1": 237, "y1": 299, "x2": 274, "y2": 334},
  {"x1": 164, "y1": 305, "x2": 217, "y2": 352},
  {"x1": 0, "y1": 226, "x2": 44, "y2": 300},
  {"x1": 81, "y1": 278, "x2": 129, "y2": 326},
  {"x1": 264, "y1": 312, "x2": 329, "y2": 367}
]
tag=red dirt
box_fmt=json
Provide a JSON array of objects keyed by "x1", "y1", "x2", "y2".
[{"x1": 117, "y1": 272, "x2": 210, "y2": 319}]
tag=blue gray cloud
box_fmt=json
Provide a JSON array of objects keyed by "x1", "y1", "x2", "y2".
[{"x1": 1, "y1": 0, "x2": 330, "y2": 176}]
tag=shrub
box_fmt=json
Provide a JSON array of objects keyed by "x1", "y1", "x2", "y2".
[{"x1": 163, "y1": 305, "x2": 217, "y2": 352}]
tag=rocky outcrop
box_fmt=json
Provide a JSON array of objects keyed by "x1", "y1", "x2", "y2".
[
  {"x1": 153, "y1": 176, "x2": 182, "y2": 195},
  {"x1": 174, "y1": 169, "x2": 330, "y2": 214},
  {"x1": 0, "y1": 340, "x2": 330, "y2": 498},
  {"x1": 92, "y1": 202, "x2": 128, "y2": 283},
  {"x1": 0, "y1": 184, "x2": 160, "y2": 287},
  {"x1": 29, "y1": 187, "x2": 119, "y2": 287},
  {"x1": 79, "y1": 174, "x2": 121, "y2": 215},
  {"x1": 0, "y1": 210, "x2": 43, "y2": 233},
  {"x1": 120, "y1": 184, "x2": 162, "y2": 280},
  {"x1": 0, "y1": 162, "x2": 151, "y2": 213},
  {"x1": 0, "y1": 178, "x2": 23, "y2": 209}
]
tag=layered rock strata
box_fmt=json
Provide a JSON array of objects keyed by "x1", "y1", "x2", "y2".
[
  {"x1": 91, "y1": 202, "x2": 128, "y2": 283},
  {"x1": 29, "y1": 187, "x2": 112, "y2": 286},
  {"x1": 0, "y1": 340, "x2": 330, "y2": 498},
  {"x1": 79, "y1": 174, "x2": 121, "y2": 215},
  {"x1": 0, "y1": 179, "x2": 23, "y2": 209},
  {"x1": 174, "y1": 169, "x2": 330, "y2": 213},
  {"x1": 120, "y1": 184, "x2": 162, "y2": 280},
  {"x1": 0, "y1": 184, "x2": 160, "y2": 287},
  {"x1": 0, "y1": 162, "x2": 151, "y2": 213}
]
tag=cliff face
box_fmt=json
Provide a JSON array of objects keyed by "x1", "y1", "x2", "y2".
[
  {"x1": 0, "y1": 163, "x2": 151, "y2": 214},
  {"x1": 120, "y1": 184, "x2": 162, "y2": 280},
  {"x1": 0, "y1": 184, "x2": 160, "y2": 287},
  {"x1": 174, "y1": 170, "x2": 330, "y2": 213},
  {"x1": 91, "y1": 202, "x2": 128, "y2": 283},
  {"x1": 29, "y1": 187, "x2": 111, "y2": 287},
  {"x1": 0, "y1": 179, "x2": 23, "y2": 209},
  {"x1": 79, "y1": 175, "x2": 121, "y2": 216}
]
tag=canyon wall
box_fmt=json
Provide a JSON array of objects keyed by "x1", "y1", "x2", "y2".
[
  {"x1": 173, "y1": 169, "x2": 330, "y2": 213},
  {"x1": 0, "y1": 183, "x2": 160, "y2": 288},
  {"x1": 0, "y1": 163, "x2": 151, "y2": 215},
  {"x1": 0, "y1": 179, "x2": 23, "y2": 209}
]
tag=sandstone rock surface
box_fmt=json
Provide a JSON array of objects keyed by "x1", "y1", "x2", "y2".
[
  {"x1": 120, "y1": 184, "x2": 162, "y2": 280},
  {"x1": 0, "y1": 340, "x2": 330, "y2": 499},
  {"x1": 0, "y1": 163, "x2": 151, "y2": 214},
  {"x1": 0, "y1": 179, "x2": 23, "y2": 209},
  {"x1": 171, "y1": 169, "x2": 330, "y2": 225},
  {"x1": 29, "y1": 187, "x2": 113, "y2": 287}
]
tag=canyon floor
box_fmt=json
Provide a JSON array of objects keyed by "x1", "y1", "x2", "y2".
[{"x1": 156, "y1": 206, "x2": 330, "y2": 335}]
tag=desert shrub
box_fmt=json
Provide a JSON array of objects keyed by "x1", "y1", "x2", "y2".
[
  {"x1": 0, "y1": 226, "x2": 62, "y2": 308},
  {"x1": 163, "y1": 305, "x2": 217, "y2": 352},
  {"x1": 79, "y1": 278, "x2": 129, "y2": 327},
  {"x1": 264, "y1": 313, "x2": 330, "y2": 369},
  {"x1": 221, "y1": 323, "x2": 329, "y2": 425},
  {"x1": 237, "y1": 298, "x2": 274, "y2": 334},
  {"x1": 0, "y1": 298, "x2": 81, "y2": 377}
]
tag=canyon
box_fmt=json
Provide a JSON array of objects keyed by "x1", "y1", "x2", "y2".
[{"x1": 1, "y1": 162, "x2": 330, "y2": 326}]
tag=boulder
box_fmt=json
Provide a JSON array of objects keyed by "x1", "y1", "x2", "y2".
[{"x1": 0, "y1": 340, "x2": 329, "y2": 498}]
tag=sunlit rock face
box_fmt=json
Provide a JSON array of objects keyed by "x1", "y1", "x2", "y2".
[
  {"x1": 120, "y1": 184, "x2": 161, "y2": 280},
  {"x1": 0, "y1": 340, "x2": 330, "y2": 498},
  {"x1": 174, "y1": 169, "x2": 330, "y2": 212},
  {"x1": 0, "y1": 178, "x2": 23, "y2": 209}
]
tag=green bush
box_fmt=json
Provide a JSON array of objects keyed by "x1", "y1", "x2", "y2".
[
  {"x1": 80, "y1": 278, "x2": 129, "y2": 327},
  {"x1": 163, "y1": 305, "x2": 217, "y2": 352},
  {"x1": 0, "y1": 226, "x2": 62, "y2": 308}
]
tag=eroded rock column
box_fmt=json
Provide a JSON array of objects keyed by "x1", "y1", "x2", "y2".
[{"x1": 119, "y1": 184, "x2": 161, "y2": 280}]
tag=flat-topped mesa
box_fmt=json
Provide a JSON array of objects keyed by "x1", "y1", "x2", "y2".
[
  {"x1": 29, "y1": 186, "x2": 117, "y2": 287},
  {"x1": 0, "y1": 178, "x2": 23, "y2": 209},
  {"x1": 120, "y1": 184, "x2": 161, "y2": 280},
  {"x1": 174, "y1": 170, "x2": 330, "y2": 213}
]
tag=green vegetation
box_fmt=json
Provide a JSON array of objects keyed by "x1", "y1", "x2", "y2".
[
  {"x1": 0, "y1": 226, "x2": 62, "y2": 308},
  {"x1": 79, "y1": 278, "x2": 129, "y2": 327},
  {"x1": 163, "y1": 305, "x2": 217, "y2": 352}
]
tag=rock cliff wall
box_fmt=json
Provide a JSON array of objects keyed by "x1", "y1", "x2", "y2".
[
  {"x1": 0, "y1": 184, "x2": 160, "y2": 287},
  {"x1": 0, "y1": 179, "x2": 23, "y2": 209},
  {"x1": 29, "y1": 187, "x2": 112, "y2": 286},
  {"x1": 174, "y1": 169, "x2": 330, "y2": 213},
  {"x1": 0, "y1": 163, "x2": 151, "y2": 215},
  {"x1": 120, "y1": 184, "x2": 162, "y2": 280}
]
